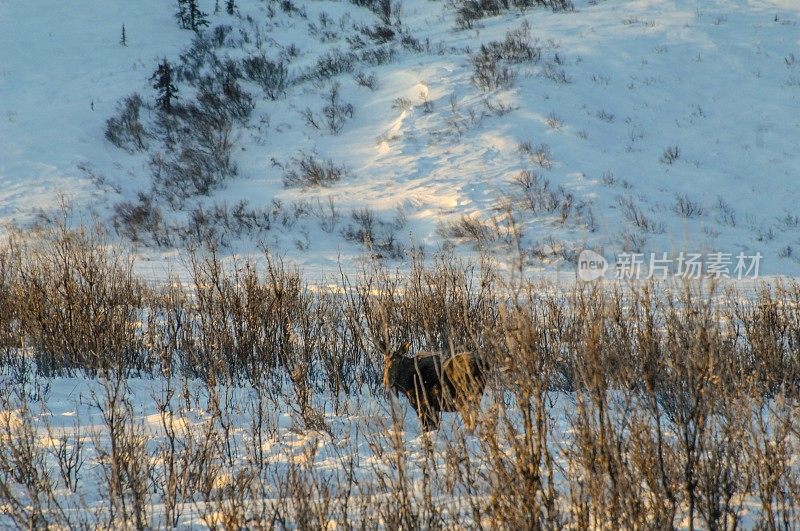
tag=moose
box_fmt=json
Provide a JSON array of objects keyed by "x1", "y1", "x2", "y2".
[{"x1": 382, "y1": 341, "x2": 488, "y2": 432}]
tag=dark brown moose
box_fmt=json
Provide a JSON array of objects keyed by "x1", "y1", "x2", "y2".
[{"x1": 382, "y1": 342, "x2": 488, "y2": 432}]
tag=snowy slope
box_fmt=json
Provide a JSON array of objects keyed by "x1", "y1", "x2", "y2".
[
  {"x1": 1, "y1": 0, "x2": 799, "y2": 278},
  {"x1": 0, "y1": 0, "x2": 187, "y2": 219}
]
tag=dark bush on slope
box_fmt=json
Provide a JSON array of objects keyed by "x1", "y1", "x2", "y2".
[
  {"x1": 282, "y1": 152, "x2": 347, "y2": 187},
  {"x1": 453, "y1": 0, "x2": 573, "y2": 30},
  {"x1": 242, "y1": 53, "x2": 290, "y2": 99},
  {"x1": 105, "y1": 94, "x2": 148, "y2": 152}
]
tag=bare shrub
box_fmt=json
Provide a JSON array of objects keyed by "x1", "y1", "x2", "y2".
[
  {"x1": 466, "y1": 23, "x2": 544, "y2": 90},
  {"x1": 313, "y1": 196, "x2": 340, "y2": 233},
  {"x1": 112, "y1": 193, "x2": 171, "y2": 246},
  {"x1": 92, "y1": 377, "x2": 151, "y2": 528},
  {"x1": 105, "y1": 94, "x2": 147, "y2": 152},
  {"x1": 438, "y1": 214, "x2": 498, "y2": 246},
  {"x1": 351, "y1": 0, "x2": 398, "y2": 26},
  {"x1": 545, "y1": 111, "x2": 563, "y2": 130},
  {"x1": 515, "y1": 0, "x2": 573, "y2": 10},
  {"x1": 660, "y1": 145, "x2": 681, "y2": 164},
  {"x1": 353, "y1": 70, "x2": 379, "y2": 90},
  {"x1": 242, "y1": 53, "x2": 289, "y2": 99},
  {"x1": 151, "y1": 94, "x2": 241, "y2": 201},
  {"x1": 307, "y1": 12, "x2": 342, "y2": 43},
  {"x1": 175, "y1": 32, "x2": 215, "y2": 83},
  {"x1": 452, "y1": 0, "x2": 500, "y2": 30},
  {"x1": 152, "y1": 139, "x2": 235, "y2": 202},
  {"x1": 539, "y1": 59, "x2": 572, "y2": 83},
  {"x1": 302, "y1": 49, "x2": 356, "y2": 84},
  {"x1": 359, "y1": 23, "x2": 395, "y2": 43},
  {"x1": 173, "y1": 200, "x2": 273, "y2": 248},
  {"x1": 391, "y1": 97, "x2": 413, "y2": 111},
  {"x1": 0, "y1": 383, "x2": 75, "y2": 529},
  {"x1": 673, "y1": 193, "x2": 705, "y2": 218},
  {"x1": 574, "y1": 199, "x2": 596, "y2": 231},
  {"x1": 518, "y1": 141, "x2": 554, "y2": 169},
  {"x1": 2, "y1": 226, "x2": 800, "y2": 528},
  {"x1": 210, "y1": 24, "x2": 233, "y2": 47},
  {"x1": 283, "y1": 152, "x2": 347, "y2": 187},
  {"x1": 715, "y1": 195, "x2": 736, "y2": 226},
  {"x1": 144, "y1": 53, "x2": 257, "y2": 203},
  {"x1": 341, "y1": 207, "x2": 405, "y2": 259},
  {"x1": 747, "y1": 395, "x2": 799, "y2": 529},
  {"x1": 512, "y1": 170, "x2": 559, "y2": 213},
  {"x1": 596, "y1": 109, "x2": 615, "y2": 123},
  {"x1": 483, "y1": 23, "x2": 541, "y2": 64},
  {"x1": 452, "y1": 0, "x2": 572, "y2": 30},
  {"x1": 8, "y1": 222, "x2": 149, "y2": 376},
  {"x1": 617, "y1": 195, "x2": 666, "y2": 233},
  {"x1": 195, "y1": 73, "x2": 254, "y2": 124},
  {"x1": 358, "y1": 44, "x2": 396, "y2": 66},
  {"x1": 470, "y1": 46, "x2": 517, "y2": 91},
  {"x1": 304, "y1": 82, "x2": 354, "y2": 134}
]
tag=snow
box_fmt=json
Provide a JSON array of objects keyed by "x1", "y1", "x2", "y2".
[
  {"x1": 2, "y1": 368, "x2": 784, "y2": 528},
  {"x1": 1, "y1": 0, "x2": 799, "y2": 522},
  {"x1": 0, "y1": 0, "x2": 798, "y2": 280},
  {"x1": 0, "y1": 372, "x2": 568, "y2": 527},
  {"x1": 0, "y1": 0, "x2": 184, "y2": 219}
]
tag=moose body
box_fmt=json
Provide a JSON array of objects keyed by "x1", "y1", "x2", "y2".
[{"x1": 383, "y1": 343, "x2": 487, "y2": 431}]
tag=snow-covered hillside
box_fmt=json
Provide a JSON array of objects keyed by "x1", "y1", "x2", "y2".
[
  {"x1": 1, "y1": 0, "x2": 799, "y2": 278},
  {"x1": 4, "y1": 3, "x2": 800, "y2": 527}
]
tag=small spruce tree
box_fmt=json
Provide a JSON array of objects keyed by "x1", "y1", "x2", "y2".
[
  {"x1": 120, "y1": 24, "x2": 127, "y2": 46},
  {"x1": 151, "y1": 59, "x2": 178, "y2": 113},
  {"x1": 226, "y1": 0, "x2": 235, "y2": 15},
  {"x1": 187, "y1": 0, "x2": 209, "y2": 30},
  {"x1": 176, "y1": 0, "x2": 208, "y2": 31},
  {"x1": 175, "y1": 0, "x2": 189, "y2": 28}
]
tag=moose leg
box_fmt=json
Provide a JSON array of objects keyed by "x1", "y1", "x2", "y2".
[
  {"x1": 412, "y1": 386, "x2": 440, "y2": 431},
  {"x1": 414, "y1": 397, "x2": 440, "y2": 431},
  {"x1": 411, "y1": 374, "x2": 442, "y2": 432},
  {"x1": 416, "y1": 403, "x2": 440, "y2": 432}
]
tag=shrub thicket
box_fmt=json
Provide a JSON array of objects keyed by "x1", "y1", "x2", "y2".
[{"x1": 1, "y1": 218, "x2": 799, "y2": 528}]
